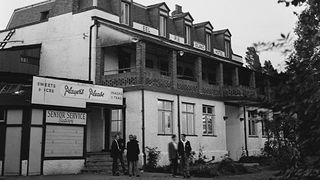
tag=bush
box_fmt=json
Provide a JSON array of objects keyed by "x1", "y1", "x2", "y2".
[
  {"x1": 144, "y1": 146, "x2": 161, "y2": 171},
  {"x1": 239, "y1": 156, "x2": 271, "y2": 166}
]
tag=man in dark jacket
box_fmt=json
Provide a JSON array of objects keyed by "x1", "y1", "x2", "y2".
[
  {"x1": 127, "y1": 134, "x2": 140, "y2": 177},
  {"x1": 168, "y1": 134, "x2": 178, "y2": 177},
  {"x1": 118, "y1": 136, "x2": 127, "y2": 174},
  {"x1": 111, "y1": 134, "x2": 121, "y2": 176},
  {"x1": 178, "y1": 134, "x2": 192, "y2": 178}
]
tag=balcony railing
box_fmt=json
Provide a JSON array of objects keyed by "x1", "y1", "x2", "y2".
[{"x1": 102, "y1": 68, "x2": 262, "y2": 100}]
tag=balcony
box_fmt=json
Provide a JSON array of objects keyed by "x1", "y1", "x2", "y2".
[
  {"x1": 232, "y1": 54, "x2": 243, "y2": 64},
  {"x1": 102, "y1": 68, "x2": 263, "y2": 101}
]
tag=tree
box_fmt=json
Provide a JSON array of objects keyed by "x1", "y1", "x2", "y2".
[
  {"x1": 245, "y1": 47, "x2": 262, "y2": 72},
  {"x1": 263, "y1": 60, "x2": 277, "y2": 76}
]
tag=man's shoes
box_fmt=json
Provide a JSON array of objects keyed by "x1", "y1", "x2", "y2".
[{"x1": 186, "y1": 176, "x2": 191, "y2": 179}]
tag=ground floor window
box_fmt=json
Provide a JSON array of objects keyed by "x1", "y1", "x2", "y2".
[
  {"x1": 248, "y1": 110, "x2": 257, "y2": 136},
  {"x1": 111, "y1": 109, "x2": 123, "y2": 134},
  {"x1": 0, "y1": 108, "x2": 5, "y2": 160},
  {"x1": 202, "y1": 105, "x2": 215, "y2": 135},
  {"x1": 158, "y1": 100, "x2": 173, "y2": 134},
  {"x1": 181, "y1": 103, "x2": 195, "y2": 135}
]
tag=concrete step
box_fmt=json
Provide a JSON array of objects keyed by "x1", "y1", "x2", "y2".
[{"x1": 85, "y1": 161, "x2": 113, "y2": 167}]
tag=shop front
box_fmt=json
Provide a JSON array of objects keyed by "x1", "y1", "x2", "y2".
[{"x1": 0, "y1": 76, "x2": 123, "y2": 176}]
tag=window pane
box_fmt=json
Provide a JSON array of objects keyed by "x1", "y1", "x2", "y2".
[
  {"x1": 0, "y1": 109, "x2": 4, "y2": 121},
  {"x1": 207, "y1": 107, "x2": 212, "y2": 114},
  {"x1": 207, "y1": 117, "x2": 213, "y2": 134},
  {"x1": 164, "y1": 112, "x2": 172, "y2": 134},
  {"x1": 181, "y1": 114, "x2": 187, "y2": 134},
  {"x1": 164, "y1": 101, "x2": 172, "y2": 110},
  {"x1": 187, "y1": 104, "x2": 194, "y2": 113},
  {"x1": 158, "y1": 100, "x2": 164, "y2": 109},
  {"x1": 202, "y1": 106, "x2": 206, "y2": 113},
  {"x1": 182, "y1": 103, "x2": 187, "y2": 112},
  {"x1": 202, "y1": 115, "x2": 207, "y2": 134},
  {"x1": 187, "y1": 114, "x2": 194, "y2": 134},
  {"x1": 158, "y1": 111, "x2": 163, "y2": 133}
]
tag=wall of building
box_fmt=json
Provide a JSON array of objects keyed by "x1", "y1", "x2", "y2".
[
  {"x1": 225, "y1": 105, "x2": 245, "y2": 161},
  {"x1": 0, "y1": 9, "x2": 119, "y2": 81},
  {"x1": 43, "y1": 160, "x2": 84, "y2": 175},
  {"x1": 141, "y1": 91, "x2": 227, "y2": 165}
]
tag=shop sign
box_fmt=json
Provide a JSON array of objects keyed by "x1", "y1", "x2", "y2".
[
  {"x1": 32, "y1": 77, "x2": 123, "y2": 108},
  {"x1": 46, "y1": 110, "x2": 86, "y2": 125},
  {"x1": 193, "y1": 41, "x2": 206, "y2": 51},
  {"x1": 133, "y1": 22, "x2": 159, "y2": 36}
]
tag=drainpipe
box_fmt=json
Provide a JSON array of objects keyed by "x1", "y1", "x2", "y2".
[
  {"x1": 243, "y1": 106, "x2": 249, "y2": 156},
  {"x1": 88, "y1": 20, "x2": 98, "y2": 82},
  {"x1": 177, "y1": 95, "x2": 181, "y2": 140},
  {"x1": 141, "y1": 89, "x2": 146, "y2": 165}
]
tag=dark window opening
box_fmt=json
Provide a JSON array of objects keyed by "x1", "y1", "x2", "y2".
[
  {"x1": 159, "y1": 60, "x2": 169, "y2": 76},
  {"x1": 146, "y1": 59, "x2": 154, "y2": 69},
  {"x1": 118, "y1": 51, "x2": 131, "y2": 73},
  {"x1": 40, "y1": 11, "x2": 49, "y2": 21}
]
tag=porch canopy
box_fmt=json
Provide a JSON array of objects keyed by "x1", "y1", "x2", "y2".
[{"x1": 98, "y1": 25, "x2": 138, "y2": 47}]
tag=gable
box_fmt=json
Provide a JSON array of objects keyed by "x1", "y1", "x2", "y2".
[{"x1": 159, "y1": 3, "x2": 170, "y2": 12}]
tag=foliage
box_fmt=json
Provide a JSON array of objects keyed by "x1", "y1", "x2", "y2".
[
  {"x1": 145, "y1": 146, "x2": 161, "y2": 170},
  {"x1": 245, "y1": 47, "x2": 262, "y2": 72},
  {"x1": 254, "y1": 33, "x2": 294, "y2": 56},
  {"x1": 239, "y1": 156, "x2": 271, "y2": 166},
  {"x1": 263, "y1": 60, "x2": 278, "y2": 76},
  {"x1": 193, "y1": 145, "x2": 208, "y2": 165}
]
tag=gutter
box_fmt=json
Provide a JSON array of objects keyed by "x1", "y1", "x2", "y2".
[
  {"x1": 88, "y1": 20, "x2": 98, "y2": 82},
  {"x1": 243, "y1": 106, "x2": 249, "y2": 156},
  {"x1": 141, "y1": 89, "x2": 146, "y2": 165}
]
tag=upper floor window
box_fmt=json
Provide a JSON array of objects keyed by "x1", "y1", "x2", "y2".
[
  {"x1": 158, "y1": 100, "x2": 173, "y2": 135},
  {"x1": 203, "y1": 105, "x2": 215, "y2": 135},
  {"x1": 248, "y1": 110, "x2": 257, "y2": 136},
  {"x1": 185, "y1": 25, "x2": 191, "y2": 45},
  {"x1": 225, "y1": 40, "x2": 231, "y2": 58},
  {"x1": 181, "y1": 103, "x2": 195, "y2": 135},
  {"x1": 159, "y1": 15, "x2": 167, "y2": 37},
  {"x1": 121, "y1": 2, "x2": 130, "y2": 25},
  {"x1": 206, "y1": 33, "x2": 211, "y2": 52}
]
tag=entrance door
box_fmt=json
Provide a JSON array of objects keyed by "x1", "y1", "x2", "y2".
[
  {"x1": 86, "y1": 107, "x2": 105, "y2": 153},
  {"x1": 104, "y1": 109, "x2": 124, "y2": 151}
]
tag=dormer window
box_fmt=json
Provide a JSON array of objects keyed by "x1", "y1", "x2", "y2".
[
  {"x1": 185, "y1": 25, "x2": 191, "y2": 45},
  {"x1": 225, "y1": 40, "x2": 231, "y2": 58},
  {"x1": 121, "y1": 2, "x2": 130, "y2": 25},
  {"x1": 206, "y1": 33, "x2": 211, "y2": 52},
  {"x1": 159, "y1": 15, "x2": 167, "y2": 37}
]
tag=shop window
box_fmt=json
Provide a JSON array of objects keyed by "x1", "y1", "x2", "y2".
[
  {"x1": 203, "y1": 105, "x2": 215, "y2": 136},
  {"x1": 158, "y1": 100, "x2": 173, "y2": 135},
  {"x1": 159, "y1": 15, "x2": 167, "y2": 37},
  {"x1": 185, "y1": 25, "x2": 191, "y2": 45},
  {"x1": 181, "y1": 103, "x2": 195, "y2": 135},
  {"x1": 121, "y1": 2, "x2": 130, "y2": 25},
  {"x1": 206, "y1": 33, "x2": 211, "y2": 52},
  {"x1": 248, "y1": 110, "x2": 257, "y2": 136},
  {"x1": 111, "y1": 109, "x2": 123, "y2": 134}
]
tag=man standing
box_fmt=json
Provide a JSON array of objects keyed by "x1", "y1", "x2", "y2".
[
  {"x1": 111, "y1": 134, "x2": 121, "y2": 176},
  {"x1": 178, "y1": 134, "x2": 192, "y2": 178},
  {"x1": 168, "y1": 134, "x2": 178, "y2": 177},
  {"x1": 127, "y1": 135, "x2": 140, "y2": 177},
  {"x1": 118, "y1": 135, "x2": 127, "y2": 174}
]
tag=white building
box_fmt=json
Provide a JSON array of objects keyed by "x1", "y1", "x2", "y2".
[{"x1": 0, "y1": 0, "x2": 273, "y2": 176}]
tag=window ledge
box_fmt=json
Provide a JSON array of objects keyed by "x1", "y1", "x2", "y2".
[
  {"x1": 185, "y1": 134, "x2": 198, "y2": 137},
  {"x1": 157, "y1": 134, "x2": 174, "y2": 136},
  {"x1": 248, "y1": 135, "x2": 259, "y2": 138},
  {"x1": 202, "y1": 135, "x2": 217, "y2": 137}
]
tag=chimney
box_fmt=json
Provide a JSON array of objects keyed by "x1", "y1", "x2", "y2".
[{"x1": 172, "y1": 4, "x2": 182, "y2": 16}]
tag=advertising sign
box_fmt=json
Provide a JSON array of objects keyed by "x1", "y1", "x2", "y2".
[
  {"x1": 32, "y1": 77, "x2": 123, "y2": 108},
  {"x1": 46, "y1": 110, "x2": 87, "y2": 125}
]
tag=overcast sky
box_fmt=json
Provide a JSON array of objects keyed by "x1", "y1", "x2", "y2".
[{"x1": 0, "y1": 0, "x2": 301, "y2": 71}]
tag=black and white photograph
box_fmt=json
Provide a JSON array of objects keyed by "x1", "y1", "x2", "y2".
[{"x1": 0, "y1": 0, "x2": 319, "y2": 179}]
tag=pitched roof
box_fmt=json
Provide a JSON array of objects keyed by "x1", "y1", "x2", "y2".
[
  {"x1": 194, "y1": 21, "x2": 214, "y2": 30},
  {"x1": 147, "y1": 2, "x2": 170, "y2": 11},
  {"x1": 212, "y1": 29, "x2": 232, "y2": 36},
  {"x1": 172, "y1": 12, "x2": 194, "y2": 22}
]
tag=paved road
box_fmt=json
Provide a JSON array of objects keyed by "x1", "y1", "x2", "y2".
[{"x1": 0, "y1": 171, "x2": 276, "y2": 180}]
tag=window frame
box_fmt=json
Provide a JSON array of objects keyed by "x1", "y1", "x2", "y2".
[
  {"x1": 202, "y1": 105, "x2": 215, "y2": 136},
  {"x1": 158, "y1": 99, "x2": 173, "y2": 135},
  {"x1": 248, "y1": 110, "x2": 258, "y2": 136},
  {"x1": 185, "y1": 25, "x2": 191, "y2": 45},
  {"x1": 181, "y1": 102, "x2": 195, "y2": 135},
  {"x1": 111, "y1": 109, "x2": 123, "y2": 133},
  {"x1": 121, "y1": 2, "x2": 130, "y2": 25},
  {"x1": 206, "y1": 33, "x2": 212, "y2": 52},
  {"x1": 159, "y1": 15, "x2": 167, "y2": 37}
]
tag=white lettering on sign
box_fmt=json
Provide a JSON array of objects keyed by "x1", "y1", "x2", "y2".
[
  {"x1": 169, "y1": 34, "x2": 185, "y2": 44},
  {"x1": 193, "y1": 41, "x2": 206, "y2": 51},
  {"x1": 46, "y1": 110, "x2": 87, "y2": 125},
  {"x1": 133, "y1": 22, "x2": 159, "y2": 36},
  {"x1": 32, "y1": 77, "x2": 123, "y2": 108},
  {"x1": 213, "y1": 48, "x2": 226, "y2": 58}
]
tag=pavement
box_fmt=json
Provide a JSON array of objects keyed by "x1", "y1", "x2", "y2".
[{"x1": 0, "y1": 170, "x2": 276, "y2": 180}]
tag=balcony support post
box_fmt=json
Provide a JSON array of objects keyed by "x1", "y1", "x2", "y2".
[
  {"x1": 250, "y1": 71, "x2": 256, "y2": 88},
  {"x1": 95, "y1": 39, "x2": 104, "y2": 84},
  {"x1": 232, "y1": 67, "x2": 239, "y2": 86},
  {"x1": 169, "y1": 50, "x2": 177, "y2": 89},
  {"x1": 136, "y1": 41, "x2": 146, "y2": 85},
  {"x1": 216, "y1": 63, "x2": 224, "y2": 86},
  {"x1": 195, "y1": 57, "x2": 203, "y2": 93}
]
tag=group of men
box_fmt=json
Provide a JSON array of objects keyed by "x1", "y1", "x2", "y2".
[{"x1": 111, "y1": 133, "x2": 192, "y2": 178}]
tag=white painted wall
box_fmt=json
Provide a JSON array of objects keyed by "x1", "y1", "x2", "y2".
[
  {"x1": 43, "y1": 160, "x2": 84, "y2": 175},
  {"x1": 0, "y1": 9, "x2": 119, "y2": 81}
]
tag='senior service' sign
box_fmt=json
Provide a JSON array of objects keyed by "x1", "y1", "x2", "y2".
[
  {"x1": 46, "y1": 110, "x2": 87, "y2": 125},
  {"x1": 32, "y1": 76, "x2": 123, "y2": 108}
]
